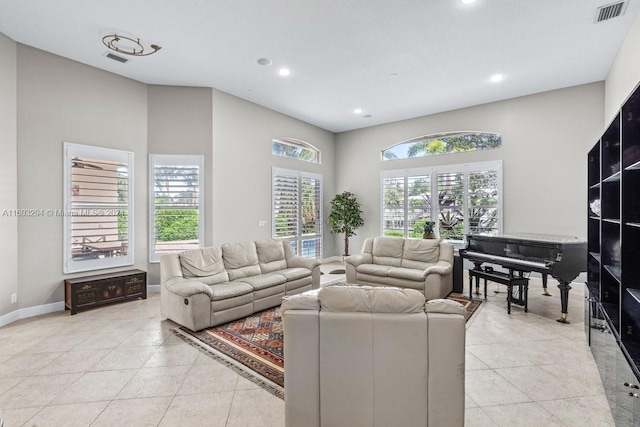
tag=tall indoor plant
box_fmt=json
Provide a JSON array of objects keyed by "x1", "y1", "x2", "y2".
[{"x1": 328, "y1": 191, "x2": 364, "y2": 256}]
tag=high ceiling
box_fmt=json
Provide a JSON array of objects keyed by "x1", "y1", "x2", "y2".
[{"x1": 1, "y1": 0, "x2": 638, "y2": 132}]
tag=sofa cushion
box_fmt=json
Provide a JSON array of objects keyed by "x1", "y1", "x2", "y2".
[
  {"x1": 256, "y1": 240, "x2": 289, "y2": 273},
  {"x1": 279, "y1": 267, "x2": 312, "y2": 281},
  {"x1": 372, "y1": 237, "x2": 404, "y2": 267},
  {"x1": 222, "y1": 241, "x2": 261, "y2": 280},
  {"x1": 318, "y1": 286, "x2": 426, "y2": 313},
  {"x1": 179, "y1": 247, "x2": 229, "y2": 285},
  {"x1": 402, "y1": 239, "x2": 440, "y2": 267},
  {"x1": 236, "y1": 273, "x2": 287, "y2": 291},
  {"x1": 357, "y1": 264, "x2": 392, "y2": 276},
  {"x1": 209, "y1": 282, "x2": 254, "y2": 301},
  {"x1": 388, "y1": 267, "x2": 426, "y2": 282}
]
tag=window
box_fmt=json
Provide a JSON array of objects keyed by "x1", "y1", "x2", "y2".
[
  {"x1": 149, "y1": 155, "x2": 204, "y2": 262},
  {"x1": 381, "y1": 161, "x2": 502, "y2": 243},
  {"x1": 272, "y1": 168, "x2": 322, "y2": 257},
  {"x1": 272, "y1": 138, "x2": 321, "y2": 163},
  {"x1": 63, "y1": 143, "x2": 133, "y2": 274},
  {"x1": 382, "y1": 132, "x2": 501, "y2": 161}
]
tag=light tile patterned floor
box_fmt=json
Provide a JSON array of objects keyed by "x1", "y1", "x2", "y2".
[{"x1": 0, "y1": 265, "x2": 613, "y2": 426}]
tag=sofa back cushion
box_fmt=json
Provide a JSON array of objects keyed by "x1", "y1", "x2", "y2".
[
  {"x1": 401, "y1": 239, "x2": 440, "y2": 270},
  {"x1": 372, "y1": 237, "x2": 404, "y2": 267},
  {"x1": 179, "y1": 247, "x2": 229, "y2": 285},
  {"x1": 319, "y1": 286, "x2": 426, "y2": 313},
  {"x1": 255, "y1": 239, "x2": 287, "y2": 273},
  {"x1": 222, "y1": 241, "x2": 261, "y2": 280}
]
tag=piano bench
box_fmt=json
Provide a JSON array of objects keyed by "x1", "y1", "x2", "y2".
[{"x1": 468, "y1": 268, "x2": 529, "y2": 314}]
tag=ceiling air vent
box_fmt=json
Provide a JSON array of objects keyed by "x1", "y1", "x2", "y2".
[
  {"x1": 105, "y1": 52, "x2": 128, "y2": 63},
  {"x1": 595, "y1": 1, "x2": 627, "y2": 22}
]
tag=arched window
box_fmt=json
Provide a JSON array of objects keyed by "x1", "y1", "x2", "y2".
[
  {"x1": 273, "y1": 138, "x2": 321, "y2": 164},
  {"x1": 382, "y1": 132, "x2": 501, "y2": 161}
]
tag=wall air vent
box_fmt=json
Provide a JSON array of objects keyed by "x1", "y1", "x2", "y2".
[
  {"x1": 105, "y1": 52, "x2": 128, "y2": 63},
  {"x1": 595, "y1": 1, "x2": 627, "y2": 22}
]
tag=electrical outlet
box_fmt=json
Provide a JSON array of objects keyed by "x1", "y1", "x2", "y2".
[
  {"x1": 10, "y1": 293, "x2": 17, "y2": 304},
  {"x1": 258, "y1": 220, "x2": 267, "y2": 227}
]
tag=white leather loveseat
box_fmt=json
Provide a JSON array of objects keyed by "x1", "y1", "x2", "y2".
[
  {"x1": 345, "y1": 236, "x2": 454, "y2": 300},
  {"x1": 282, "y1": 285, "x2": 466, "y2": 427},
  {"x1": 160, "y1": 239, "x2": 320, "y2": 331}
]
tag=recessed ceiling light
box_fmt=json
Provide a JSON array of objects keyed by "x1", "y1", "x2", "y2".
[
  {"x1": 461, "y1": 0, "x2": 477, "y2": 4},
  {"x1": 490, "y1": 74, "x2": 505, "y2": 83},
  {"x1": 257, "y1": 57, "x2": 272, "y2": 66},
  {"x1": 354, "y1": 108, "x2": 363, "y2": 114},
  {"x1": 363, "y1": 114, "x2": 372, "y2": 118},
  {"x1": 278, "y1": 68, "x2": 291, "y2": 77}
]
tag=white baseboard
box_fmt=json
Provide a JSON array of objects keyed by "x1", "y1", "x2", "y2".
[
  {"x1": 0, "y1": 285, "x2": 161, "y2": 328},
  {"x1": 0, "y1": 301, "x2": 65, "y2": 328}
]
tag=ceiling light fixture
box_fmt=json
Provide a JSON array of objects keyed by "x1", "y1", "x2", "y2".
[
  {"x1": 354, "y1": 108, "x2": 363, "y2": 114},
  {"x1": 102, "y1": 33, "x2": 161, "y2": 57},
  {"x1": 490, "y1": 74, "x2": 505, "y2": 83},
  {"x1": 460, "y1": 0, "x2": 478, "y2": 4},
  {"x1": 278, "y1": 68, "x2": 291, "y2": 77},
  {"x1": 257, "y1": 57, "x2": 272, "y2": 66}
]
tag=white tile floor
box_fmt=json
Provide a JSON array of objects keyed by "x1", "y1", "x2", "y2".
[{"x1": 0, "y1": 265, "x2": 613, "y2": 426}]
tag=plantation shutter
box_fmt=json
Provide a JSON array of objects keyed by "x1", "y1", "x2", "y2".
[
  {"x1": 467, "y1": 169, "x2": 500, "y2": 235},
  {"x1": 437, "y1": 172, "x2": 465, "y2": 240},
  {"x1": 273, "y1": 168, "x2": 322, "y2": 258},
  {"x1": 382, "y1": 176, "x2": 405, "y2": 237},
  {"x1": 407, "y1": 175, "x2": 431, "y2": 238},
  {"x1": 149, "y1": 155, "x2": 203, "y2": 262}
]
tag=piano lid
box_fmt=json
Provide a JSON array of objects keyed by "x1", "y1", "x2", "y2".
[{"x1": 469, "y1": 233, "x2": 584, "y2": 244}]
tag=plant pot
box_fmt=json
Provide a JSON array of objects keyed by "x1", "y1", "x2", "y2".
[{"x1": 423, "y1": 232, "x2": 436, "y2": 239}]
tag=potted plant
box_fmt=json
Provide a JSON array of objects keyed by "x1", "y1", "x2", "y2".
[
  {"x1": 328, "y1": 191, "x2": 364, "y2": 256},
  {"x1": 422, "y1": 220, "x2": 436, "y2": 239}
]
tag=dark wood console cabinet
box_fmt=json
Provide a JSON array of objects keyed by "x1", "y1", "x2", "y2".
[{"x1": 65, "y1": 269, "x2": 147, "y2": 314}]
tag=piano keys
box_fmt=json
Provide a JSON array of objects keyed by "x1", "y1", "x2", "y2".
[{"x1": 459, "y1": 233, "x2": 587, "y2": 323}]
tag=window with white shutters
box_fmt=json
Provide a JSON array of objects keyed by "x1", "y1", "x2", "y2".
[
  {"x1": 149, "y1": 155, "x2": 204, "y2": 262},
  {"x1": 273, "y1": 168, "x2": 322, "y2": 258},
  {"x1": 63, "y1": 143, "x2": 134, "y2": 274},
  {"x1": 381, "y1": 161, "x2": 502, "y2": 244}
]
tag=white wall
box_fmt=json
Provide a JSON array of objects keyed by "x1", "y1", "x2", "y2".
[
  {"x1": 147, "y1": 85, "x2": 213, "y2": 285},
  {"x1": 16, "y1": 45, "x2": 148, "y2": 308},
  {"x1": 211, "y1": 89, "x2": 336, "y2": 251},
  {"x1": 335, "y1": 83, "x2": 605, "y2": 256},
  {"x1": 0, "y1": 32, "x2": 18, "y2": 317},
  {"x1": 605, "y1": 10, "x2": 640, "y2": 125}
]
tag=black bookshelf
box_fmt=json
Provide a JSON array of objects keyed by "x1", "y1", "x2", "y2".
[{"x1": 587, "y1": 83, "x2": 640, "y2": 424}]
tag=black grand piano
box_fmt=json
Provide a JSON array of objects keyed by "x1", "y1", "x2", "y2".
[{"x1": 459, "y1": 233, "x2": 587, "y2": 323}]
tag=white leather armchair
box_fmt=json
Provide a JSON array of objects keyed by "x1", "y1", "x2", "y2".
[{"x1": 281, "y1": 285, "x2": 466, "y2": 427}]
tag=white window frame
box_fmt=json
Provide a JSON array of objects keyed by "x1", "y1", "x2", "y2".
[
  {"x1": 63, "y1": 142, "x2": 134, "y2": 274},
  {"x1": 148, "y1": 154, "x2": 204, "y2": 263},
  {"x1": 380, "y1": 160, "x2": 502, "y2": 247},
  {"x1": 272, "y1": 137, "x2": 321, "y2": 164},
  {"x1": 272, "y1": 167, "x2": 323, "y2": 258}
]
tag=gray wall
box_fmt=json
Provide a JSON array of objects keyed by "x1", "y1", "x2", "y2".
[
  {"x1": 147, "y1": 85, "x2": 213, "y2": 285},
  {"x1": 16, "y1": 45, "x2": 148, "y2": 308},
  {"x1": 0, "y1": 33, "x2": 18, "y2": 317},
  {"x1": 335, "y1": 83, "x2": 605, "y2": 256},
  {"x1": 210, "y1": 89, "x2": 336, "y2": 251},
  {"x1": 605, "y1": 8, "x2": 640, "y2": 125}
]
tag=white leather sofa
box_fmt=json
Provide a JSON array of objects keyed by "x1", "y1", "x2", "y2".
[
  {"x1": 345, "y1": 236, "x2": 454, "y2": 300},
  {"x1": 160, "y1": 239, "x2": 321, "y2": 331},
  {"x1": 282, "y1": 285, "x2": 466, "y2": 427}
]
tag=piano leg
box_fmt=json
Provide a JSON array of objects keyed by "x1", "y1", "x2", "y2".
[
  {"x1": 542, "y1": 273, "x2": 552, "y2": 296},
  {"x1": 556, "y1": 281, "x2": 572, "y2": 323}
]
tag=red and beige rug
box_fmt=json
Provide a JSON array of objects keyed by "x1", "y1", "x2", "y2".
[{"x1": 175, "y1": 293, "x2": 481, "y2": 399}]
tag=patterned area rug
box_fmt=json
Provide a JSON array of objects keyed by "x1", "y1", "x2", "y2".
[{"x1": 175, "y1": 293, "x2": 482, "y2": 399}]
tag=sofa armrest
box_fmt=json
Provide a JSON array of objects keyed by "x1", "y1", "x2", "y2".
[
  {"x1": 164, "y1": 277, "x2": 213, "y2": 299},
  {"x1": 344, "y1": 253, "x2": 373, "y2": 267},
  {"x1": 423, "y1": 260, "x2": 453, "y2": 276},
  {"x1": 287, "y1": 255, "x2": 321, "y2": 270}
]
